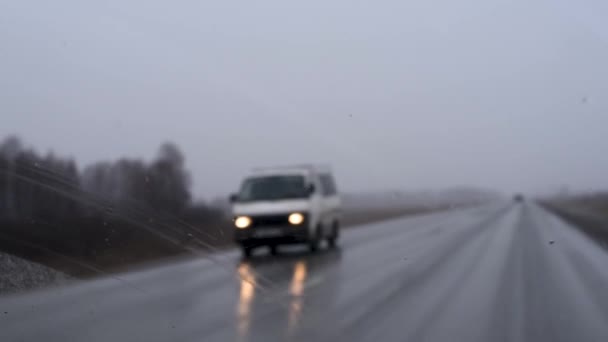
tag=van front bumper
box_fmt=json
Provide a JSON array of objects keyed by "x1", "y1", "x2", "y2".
[{"x1": 235, "y1": 225, "x2": 310, "y2": 245}]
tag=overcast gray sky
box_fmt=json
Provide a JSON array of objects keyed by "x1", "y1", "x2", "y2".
[{"x1": 2, "y1": 0, "x2": 608, "y2": 198}]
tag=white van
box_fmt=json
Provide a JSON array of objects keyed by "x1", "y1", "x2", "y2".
[{"x1": 230, "y1": 165, "x2": 341, "y2": 257}]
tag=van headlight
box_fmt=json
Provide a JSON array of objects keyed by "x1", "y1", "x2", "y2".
[
  {"x1": 235, "y1": 216, "x2": 252, "y2": 229},
  {"x1": 288, "y1": 213, "x2": 305, "y2": 225}
]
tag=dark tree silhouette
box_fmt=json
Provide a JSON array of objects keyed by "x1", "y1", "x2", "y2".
[{"x1": 0, "y1": 136, "x2": 222, "y2": 276}]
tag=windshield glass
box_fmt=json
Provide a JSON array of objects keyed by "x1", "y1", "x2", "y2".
[
  {"x1": 238, "y1": 175, "x2": 308, "y2": 201},
  {"x1": 4, "y1": 1, "x2": 608, "y2": 342}
]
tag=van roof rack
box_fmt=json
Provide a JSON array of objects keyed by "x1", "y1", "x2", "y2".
[{"x1": 251, "y1": 164, "x2": 332, "y2": 173}]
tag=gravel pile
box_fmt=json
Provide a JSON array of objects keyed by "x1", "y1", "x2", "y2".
[{"x1": 0, "y1": 252, "x2": 72, "y2": 295}]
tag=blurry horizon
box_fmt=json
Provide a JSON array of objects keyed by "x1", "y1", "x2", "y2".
[
  {"x1": 0, "y1": 134, "x2": 566, "y2": 200},
  {"x1": 2, "y1": 0, "x2": 608, "y2": 198}
]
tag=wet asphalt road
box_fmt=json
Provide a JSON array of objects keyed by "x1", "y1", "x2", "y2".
[{"x1": 2, "y1": 201, "x2": 608, "y2": 342}]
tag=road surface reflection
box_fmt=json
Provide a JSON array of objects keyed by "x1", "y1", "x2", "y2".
[
  {"x1": 233, "y1": 249, "x2": 341, "y2": 341},
  {"x1": 237, "y1": 263, "x2": 256, "y2": 341},
  {"x1": 288, "y1": 261, "x2": 308, "y2": 334}
]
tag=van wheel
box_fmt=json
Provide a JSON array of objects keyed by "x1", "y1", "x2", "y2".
[
  {"x1": 309, "y1": 239, "x2": 319, "y2": 252},
  {"x1": 241, "y1": 246, "x2": 253, "y2": 258},
  {"x1": 328, "y1": 236, "x2": 337, "y2": 248},
  {"x1": 269, "y1": 245, "x2": 278, "y2": 256},
  {"x1": 309, "y1": 226, "x2": 321, "y2": 252},
  {"x1": 328, "y1": 221, "x2": 340, "y2": 248}
]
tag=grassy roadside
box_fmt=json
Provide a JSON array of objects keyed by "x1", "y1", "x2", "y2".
[
  {"x1": 542, "y1": 201, "x2": 608, "y2": 249},
  {"x1": 0, "y1": 206, "x2": 446, "y2": 280},
  {"x1": 341, "y1": 206, "x2": 447, "y2": 228}
]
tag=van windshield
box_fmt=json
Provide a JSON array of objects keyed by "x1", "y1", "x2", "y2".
[{"x1": 238, "y1": 175, "x2": 308, "y2": 201}]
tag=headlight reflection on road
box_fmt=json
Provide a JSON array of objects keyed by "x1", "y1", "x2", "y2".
[
  {"x1": 237, "y1": 263, "x2": 256, "y2": 341},
  {"x1": 288, "y1": 261, "x2": 308, "y2": 334}
]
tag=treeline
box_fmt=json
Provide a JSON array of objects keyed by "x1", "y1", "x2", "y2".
[
  {"x1": 0, "y1": 136, "x2": 226, "y2": 276},
  {"x1": 0, "y1": 136, "x2": 193, "y2": 219}
]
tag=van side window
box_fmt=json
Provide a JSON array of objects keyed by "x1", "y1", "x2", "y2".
[
  {"x1": 319, "y1": 176, "x2": 329, "y2": 196},
  {"x1": 320, "y1": 174, "x2": 337, "y2": 196}
]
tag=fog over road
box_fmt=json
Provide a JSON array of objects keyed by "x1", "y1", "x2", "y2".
[{"x1": 2, "y1": 202, "x2": 608, "y2": 342}]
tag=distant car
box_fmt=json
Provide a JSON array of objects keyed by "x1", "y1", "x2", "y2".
[
  {"x1": 230, "y1": 165, "x2": 341, "y2": 258},
  {"x1": 514, "y1": 194, "x2": 524, "y2": 202}
]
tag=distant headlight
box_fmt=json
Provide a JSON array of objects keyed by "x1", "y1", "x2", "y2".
[
  {"x1": 288, "y1": 213, "x2": 305, "y2": 225},
  {"x1": 235, "y1": 216, "x2": 252, "y2": 229}
]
